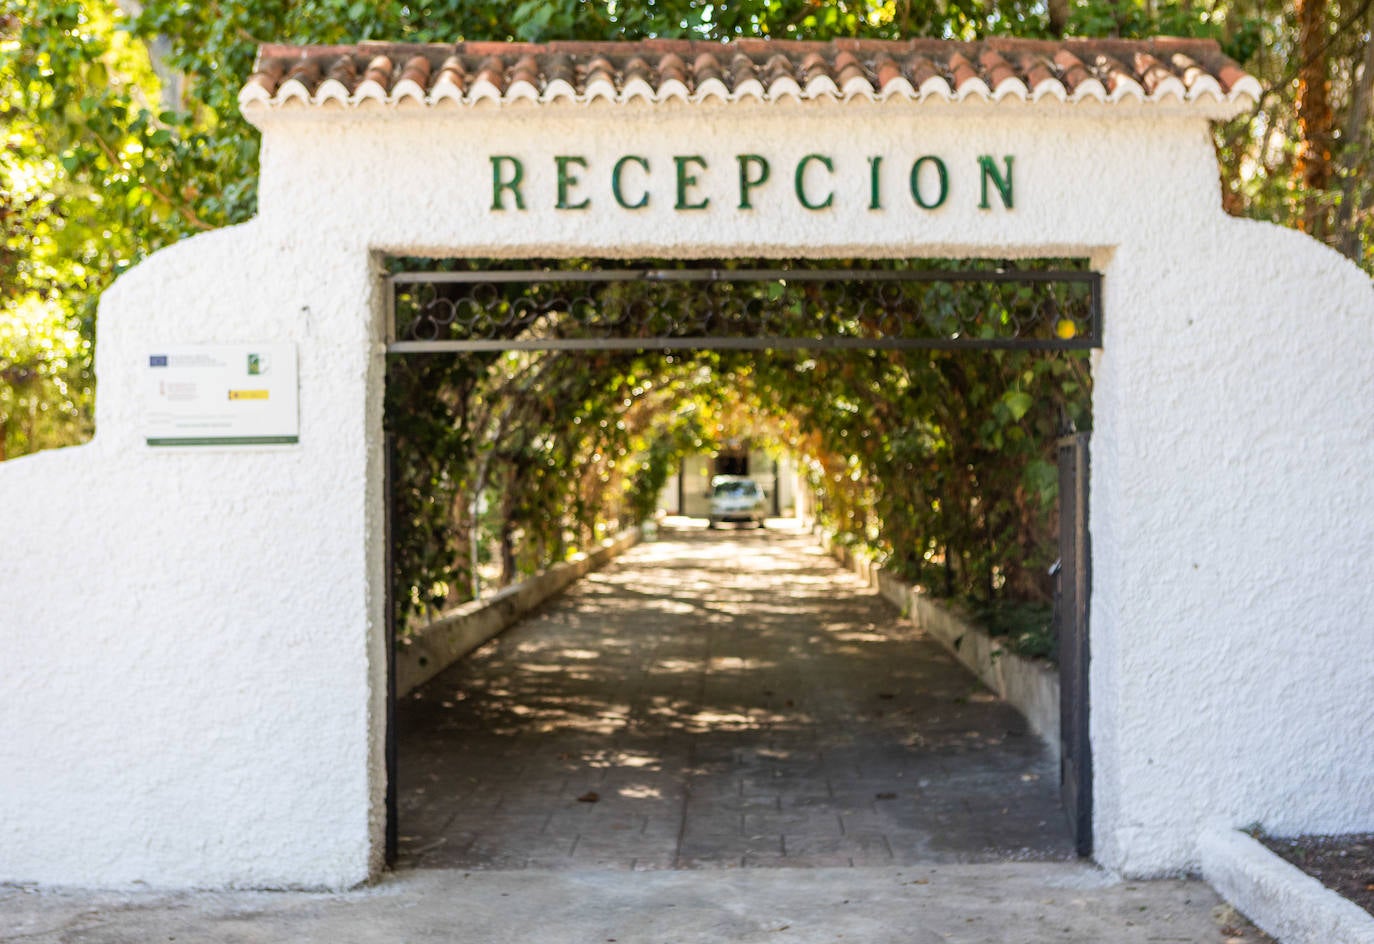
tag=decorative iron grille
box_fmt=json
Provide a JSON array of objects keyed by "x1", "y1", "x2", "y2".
[{"x1": 388, "y1": 264, "x2": 1101, "y2": 353}]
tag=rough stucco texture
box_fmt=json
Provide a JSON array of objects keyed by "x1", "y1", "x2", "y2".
[
  {"x1": 0, "y1": 232, "x2": 384, "y2": 889},
  {"x1": 1, "y1": 100, "x2": 1371, "y2": 887}
]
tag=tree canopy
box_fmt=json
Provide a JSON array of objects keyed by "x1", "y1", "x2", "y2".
[{"x1": 3, "y1": 1, "x2": 1370, "y2": 461}]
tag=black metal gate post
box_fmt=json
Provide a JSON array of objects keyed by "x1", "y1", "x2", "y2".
[
  {"x1": 1055, "y1": 430, "x2": 1092, "y2": 856},
  {"x1": 384, "y1": 430, "x2": 399, "y2": 867}
]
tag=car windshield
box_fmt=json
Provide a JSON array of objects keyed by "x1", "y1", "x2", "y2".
[{"x1": 714, "y1": 481, "x2": 759, "y2": 497}]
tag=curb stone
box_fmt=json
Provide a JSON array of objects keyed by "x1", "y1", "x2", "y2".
[
  {"x1": 811, "y1": 525, "x2": 1060, "y2": 761},
  {"x1": 1200, "y1": 825, "x2": 1374, "y2": 944},
  {"x1": 396, "y1": 527, "x2": 640, "y2": 695}
]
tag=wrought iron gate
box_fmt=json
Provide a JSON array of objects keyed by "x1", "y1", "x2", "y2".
[
  {"x1": 386, "y1": 263, "x2": 1102, "y2": 353},
  {"x1": 1055, "y1": 429, "x2": 1092, "y2": 856},
  {"x1": 383, "y1": 259, "x2": 1101, "y2": 866}
]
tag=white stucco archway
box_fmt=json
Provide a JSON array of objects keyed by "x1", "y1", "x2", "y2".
[{"x1": 2, "y1": 38, "x2": 1371, "y2": 889}]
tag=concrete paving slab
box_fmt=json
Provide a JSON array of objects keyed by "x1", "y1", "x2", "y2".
[
  {"x1": 397, "y1": 526, "x2": 1075, "y2": 871},
  {"x1": 0, "y1": 864, "x2": 1269, "y2": 943}
]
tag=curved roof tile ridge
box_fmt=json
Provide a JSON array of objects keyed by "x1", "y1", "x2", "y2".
[{"x1": 240, "y1": 36, "x2": 1259, "y2": 116}]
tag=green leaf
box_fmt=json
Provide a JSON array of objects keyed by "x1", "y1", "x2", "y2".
[
  {"x1": 1023, "y1": 459, "x2": 1057, "y2": 505},
  {"x1": 1002, "y1": 390, "x2": 1033, "y2": 422}
]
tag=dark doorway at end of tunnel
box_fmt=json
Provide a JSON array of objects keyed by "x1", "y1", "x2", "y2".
[{"x1": 713, "y1": 449, "x2": 748, "y2": 477}]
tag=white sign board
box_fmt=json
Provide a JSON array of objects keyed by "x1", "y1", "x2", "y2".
[{"x1": 144, "y1": 344, "x2": 299, "y2": 446}]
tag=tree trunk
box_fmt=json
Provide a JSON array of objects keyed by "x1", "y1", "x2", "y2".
[
  {"x1": 496, "y1": 460, "x2": 527, "y2": 588},
  {"x1": 1109, "y1": 0, "x2": 1128, "y2": 37},
  {"x1": 499, "y1": 518, "x2": 517, "y2": 588},
  {"x1": 1047, "y1": 0, "x2": 1069, "y2": 37},
  {"x1": 1296, "y1": 0, "x2": 1336, "y2": 236},
  {"x1": 1336, "y1": 29, "x2": 1374, "y2": 259}
]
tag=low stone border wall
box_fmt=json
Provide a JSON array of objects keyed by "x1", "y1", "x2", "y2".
[
  {"x1": 396, "y1": 528, "x2": 641, "y2": 696},
  {"x1": 815, "y1": 528, "x2": 1061, "y2": 762},
  {"x1": 1200, "y1": 825, "x2": 1374, "y2": 944}
]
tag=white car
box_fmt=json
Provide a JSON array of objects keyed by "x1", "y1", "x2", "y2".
[{"x1": 708, "y1": 476, "x2": 767, "y2": 529}]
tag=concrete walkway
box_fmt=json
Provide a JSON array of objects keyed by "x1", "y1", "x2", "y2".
[
  {"x1": 398, "y1": 524, "x2": 1073, "y2": 870},
  {"x1": 0, "y1": 863, "x2": 1265, "y2": 943}
]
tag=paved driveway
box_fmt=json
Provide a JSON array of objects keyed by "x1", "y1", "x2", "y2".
[{"x1": 398, "y1": 523, "x2": 1075, "y2": 869}]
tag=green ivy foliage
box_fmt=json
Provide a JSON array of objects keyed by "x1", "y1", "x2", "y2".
[
  {"x1": 386, "y1": 344, "x2": 722, "y2": 630},
  {"x1": 383, "y1": 259, "x2": 1089, "y2": 635},
  {"x1": 756, "y1": 340, "x2": 1087, "y2": 603}
]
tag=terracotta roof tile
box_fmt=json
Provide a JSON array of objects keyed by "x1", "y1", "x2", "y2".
[
  {"x1": 239, "y1": 37, "x2": 1261, "y2": 117},
  {"x1": 906, "y1": 53, "x2": 943, "y2": 90},
  {"x1": 873, "y1": 53, "x2": 902, "y2": 89},
  {"x1": 284, "y1": 58, "x2": 322, "y2": 88},
  {"x1": 435, "y1": 55, "x2": 465, "y2": 92},
  {"x1": 325, "y1": 56, "x2": 357, "y2": 86},
  {"x1": 660, "y1": 52, "x2": 688, "y2": 84},
  {"x1": 763, "y1": 52, "x2": 793, "y2": 84},
  {"x1": 978, "y1": 49, "x2": 1017, "y2": 90},
  {"x1": 1093, "y1": 51, "x2": 1137, "y2": 96},
  {"x1": 475, "y1": 55, "x2": 504, "y2": 91},
  {"x1": 1021, "y1": 53, "x2": 1059, "y2": 92},
  {"x1": 947, "y1": 50, "x2": 980, "y2": 91},
  {"x1": 362, "y1": 54, "x2": 391, "y2": 88},
  {"x1": 1052, "y1": 48, "x2": 1094, "y2": 95}
]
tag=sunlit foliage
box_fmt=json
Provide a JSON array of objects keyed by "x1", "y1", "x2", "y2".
[{"x1": 384, "y1": 260, "x2": 1090, "y2": 633}]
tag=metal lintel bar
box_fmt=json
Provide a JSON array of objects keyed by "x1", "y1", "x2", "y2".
[
  {"x1": 390, "y1": 268, "x2": 1098, "y2": 286},
  {"x1": 388, "y1": 263, "x2": 1103, "y2": 352},
  {"x1": 388, "y1": 336, "x2": 1097, "y2": 354},
  {"x1": 1089, "y1": 272, "x2": 1104, "y2": 345}
]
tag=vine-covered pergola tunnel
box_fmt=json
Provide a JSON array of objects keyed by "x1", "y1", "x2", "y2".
[
  {"x1": 385, "y1": 257, "x2": 1096, "y2": 630},
  {"x1": 383, "y1": 257, "x2": 1097, "y2": 866}
]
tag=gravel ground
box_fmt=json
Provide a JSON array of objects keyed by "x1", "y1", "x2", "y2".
[{"x1": 1261, "y1": 833, "x2": 1374, "y2": 915}]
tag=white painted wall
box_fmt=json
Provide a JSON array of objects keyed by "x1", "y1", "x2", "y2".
[
  {"x1": 679, "y1": 453, "x2": 713, "y2": 517},
  {"x1": 1, "y1": 98, "x2": 1370, "y2": 887},
  {"x1": 0, "y1": 228, "x2": 386, "y2": 888}
]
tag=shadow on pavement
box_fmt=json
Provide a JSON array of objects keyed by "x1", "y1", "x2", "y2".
[{"x1": 397, "y1": 523, "x2": 1075, "y2": 871}]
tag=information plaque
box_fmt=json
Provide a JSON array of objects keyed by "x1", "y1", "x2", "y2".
[{"x1": 144, "y1": 343, "x2": 299, "y2": 446}]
